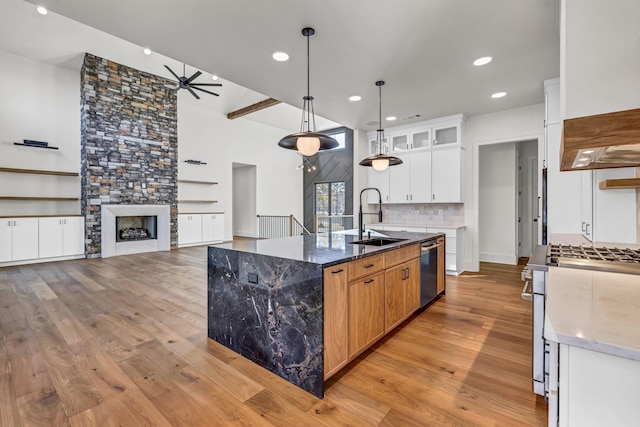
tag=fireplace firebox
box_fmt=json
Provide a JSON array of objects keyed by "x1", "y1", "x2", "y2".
[{"x1": 115, "y1": 215, "x2": 158, "y2": 242}]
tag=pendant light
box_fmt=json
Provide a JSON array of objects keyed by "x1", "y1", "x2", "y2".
[
  {"x1": 278, "y1": 27, "x2": 339, "y2": 156},
  {"x1": 359, "y1": 81, "x2": 403, "y2": 171}
]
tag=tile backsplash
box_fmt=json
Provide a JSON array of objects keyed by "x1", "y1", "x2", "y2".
[{"x1": 377, "y1": 203, "x2": 464, "y2": 226}]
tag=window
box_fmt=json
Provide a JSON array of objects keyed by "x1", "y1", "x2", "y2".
[
  {"x1": 323, "y1": 131, "x2": 345, "y2": 151},
  {"x1": 315, "y1": 181, "x2": 347, "y2": 233}
]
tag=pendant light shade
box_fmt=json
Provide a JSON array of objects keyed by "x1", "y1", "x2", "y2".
[
  {"x1": 359, "y1": 81, "x2": 403, "y2": 171},
  {"x1": 278, "y1": 27, "x2": 338, "y2": 156}
]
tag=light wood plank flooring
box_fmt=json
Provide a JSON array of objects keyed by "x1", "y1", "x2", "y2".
[{"x1": 0, "y1": 247, "x2": 547, "y2": 426}]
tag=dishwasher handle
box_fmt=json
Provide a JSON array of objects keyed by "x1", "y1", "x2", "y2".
[
  {"x1": 421, "y1": 242, "x2": 442, "y2": 252},
  {"x1": 521, "y1": 280, "x2": 533, "y2": 301}
]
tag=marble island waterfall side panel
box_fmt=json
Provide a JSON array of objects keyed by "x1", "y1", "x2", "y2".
[{"x1": 207, "y1": 246, "x2": 324, "y2": 397}]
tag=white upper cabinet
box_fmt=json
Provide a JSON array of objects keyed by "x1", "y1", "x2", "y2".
[
  {"x1": 431, "y1": 147, "x2": 464, "y2": 203},
  {"x1": 432, "y1": 120, "x2": 461, "y2": 148},
  {"x1": 365, "y1": 114, "x2": 465, "y2": 204}
]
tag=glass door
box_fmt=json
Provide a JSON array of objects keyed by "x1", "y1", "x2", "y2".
[{"x1": 315, "y1": 181, "x2": 346, "y2": 232}]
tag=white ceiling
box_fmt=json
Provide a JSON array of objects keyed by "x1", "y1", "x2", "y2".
[{"x1": 5, "y1": 0, "x2": 559, "y2": 133}]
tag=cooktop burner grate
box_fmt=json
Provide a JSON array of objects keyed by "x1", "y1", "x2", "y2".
[{"x1": 546, "y1": 244, "x2": 640, "y2": 274}]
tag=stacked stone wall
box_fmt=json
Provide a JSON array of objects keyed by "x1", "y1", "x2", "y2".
[{"x1": 80, "y1": 54, "x2": 178, "y2": 257}]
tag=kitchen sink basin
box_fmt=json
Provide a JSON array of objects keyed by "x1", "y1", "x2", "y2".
[{"x1": 350, "y1": 237, "x2": 408, "y2": 246}]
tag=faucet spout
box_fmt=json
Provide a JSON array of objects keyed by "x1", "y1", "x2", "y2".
[{"x1": 358, "y1": 187, "x2": 383, "y2": 239}]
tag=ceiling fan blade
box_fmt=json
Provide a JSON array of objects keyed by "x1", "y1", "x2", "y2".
[
  {"x1": 190, "y1": 83, "x2": 223, "y2": 87},
  {"x1": 192, "y1": 86, "x2": 220, "y2": 97},
  {"x1": 186, "y1": 86, "x2": 200, "y2": 99},
  {"x1": 184, "y1": 70, "x2": 202, "y2": 84},
  {"x1": 164, "y1": 65, "x2": 181, "y2": 81}
]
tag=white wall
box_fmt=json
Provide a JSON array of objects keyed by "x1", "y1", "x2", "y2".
[
  {"x1": 0, "y1": 51, "x2": 81, "y2": 216},
  {"x1": 0, "y1": 49, "x2": 303, "y2": 242},
  {"x1": 177, "y1": 98, "x2": 303, "y2": 241},
  {"x1": 479, "y1": 143, "x2": 517, "y2": 265},
  {"x1": 464, "y1": 103, "x2": 545, "y2": 271},
  {"x1": 561, "y1": 0, "x2": 640, "y2": 119},
  {"x1": 232, "y1": 164, "x2": 257, "y2": 238},
  {"x1": 519, "y1": 140, "x2": 539, "y2": 256}
]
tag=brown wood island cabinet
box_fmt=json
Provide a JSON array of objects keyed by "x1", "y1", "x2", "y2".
[{"x1": 323, "y1": 243, "x2": 422, "y2": 380}]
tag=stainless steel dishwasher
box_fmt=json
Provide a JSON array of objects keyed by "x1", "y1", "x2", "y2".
[{"x1": 420, "y1": 239, "x2": 440, "y2": 307}]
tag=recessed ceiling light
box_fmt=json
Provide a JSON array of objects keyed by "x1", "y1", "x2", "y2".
[
  {"x1": 211, "y1": 75, "x2": 219, "y2": 81},
  {"x1": 272, "y1": 52, "x2": 289, "y2": 61},
  {"x1": 473, "y1": 56, "x2": 492, "y2": 66},
  {"x1": 386, "y1": 116, "x2": 397, "y2": 121},
  {"x1": 348, "y1": 95, "x2": 361, "y2": 102},
  {"x1": 491, "y1": 92, "x2": 507, "y2": 98},
  {"x1": 143, "y1": 48, "x2": 152, "y2": 55},
  {"x1": 36, "y1": 6, "x2": 48, "y2": 15}
]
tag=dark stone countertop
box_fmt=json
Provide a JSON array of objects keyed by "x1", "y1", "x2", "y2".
[{"x1": 210, "y1": 229, "x2": 442, "y2": 268}]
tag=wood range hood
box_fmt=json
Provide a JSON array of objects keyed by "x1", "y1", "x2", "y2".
[{"x1": 560, "y1": 107, "x2": 640, "y2": 171}]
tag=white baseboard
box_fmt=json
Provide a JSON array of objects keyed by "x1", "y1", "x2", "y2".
[
  {"x1": 479, "y1": 252, "x2": 518, "y2": 265},
  {"x1": 0, "y1": 254, "x2": 85, "y2": 268}
]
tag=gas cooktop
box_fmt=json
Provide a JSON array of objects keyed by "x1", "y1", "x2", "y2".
[{"x1": 546, "y1": 244, "x2": 640, "y2": 275}]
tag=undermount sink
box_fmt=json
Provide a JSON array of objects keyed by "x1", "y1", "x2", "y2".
[{"x1": 350, "y1": 237, "x2": 408, "y2": 246}]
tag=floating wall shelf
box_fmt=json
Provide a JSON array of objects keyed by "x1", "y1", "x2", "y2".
[
  {"x1": 0, "y1": 196, "x2": 79, "y2": 201},
  {"x1": 13, "y1": 142, "x2": 59, "y2": 150},
  {"x1": 183, "y1": 159, "x2": 207, "y2": 165},
  {"x1": 0, "y1": 167, "x2": 79, "y2": 177},
  {"x1": 599, "y1": 178, "x2": 640, "y2": 190},
  {"x1": 177, "y1": 179, "x2": 218, "y2": 185}
]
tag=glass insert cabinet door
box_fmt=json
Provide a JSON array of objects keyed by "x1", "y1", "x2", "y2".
[
  {"x1": 433, "y1": 124, "x2": 459, "y2": 147},
  {"x1": 411, "y1": 129, "x2": 431, "y2": 150},
  {"x1": 390, "y1": 133, "x2": 409, "y2": 153}
]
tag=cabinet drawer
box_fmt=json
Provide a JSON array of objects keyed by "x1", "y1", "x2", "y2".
[
  {"x1": 383, "y1": 244, "x2": 420, "y2": 268},
  {"x1": 349, "y1": 254, "x2": 384, "y2": 280}
]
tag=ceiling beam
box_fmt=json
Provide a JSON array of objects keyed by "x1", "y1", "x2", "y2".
[{"x1": 227, "y1": 98, "x2": 281, "y2": 120}]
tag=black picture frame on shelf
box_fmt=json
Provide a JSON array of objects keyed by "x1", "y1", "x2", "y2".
[{"x1": 14, "y1": 139, "x2": 59, "y2": 150}]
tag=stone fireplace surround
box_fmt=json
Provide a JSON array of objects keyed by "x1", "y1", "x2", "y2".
[{"x1": 101, "y1": 204, "x2": 170, "y2": 258}]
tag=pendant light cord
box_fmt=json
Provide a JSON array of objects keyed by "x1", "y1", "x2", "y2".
[{"x1": 306, "y1": 31, "x2": 311, "y2": 132}]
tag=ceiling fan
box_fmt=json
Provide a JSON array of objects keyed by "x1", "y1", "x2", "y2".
[{"x1": 164, "y1": 64, "x2": 222, "y2": 99}]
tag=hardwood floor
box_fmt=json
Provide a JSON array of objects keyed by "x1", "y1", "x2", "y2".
[{"x1": 0, "y1": 247, "x2": 547, "y2": 426}]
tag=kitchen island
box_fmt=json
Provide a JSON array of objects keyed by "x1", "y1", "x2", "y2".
[{"x1": 207, "y1": 230, "x2": 442, "y2": 397}]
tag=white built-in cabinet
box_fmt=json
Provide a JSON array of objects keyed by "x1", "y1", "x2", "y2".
[
  {"x1": 0, "y1": 218, "x2": 39, "y2": 262},
  {"x1": 367, "y1": 114, "x2": 465, "y2": 205},
  {"x1": 580, "y1": 171, "x2": 593, "y2": 239},
  {"x1": 178, "y1": 213, "x2": 224, "y2": 246},
  {"x1": 38, "y1": 216, "x2": 85, "y2": 258}
]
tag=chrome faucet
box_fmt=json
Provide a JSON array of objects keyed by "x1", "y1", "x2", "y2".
[{"x1": 359, "y1": 187, "x2": 383, "y2": 239}]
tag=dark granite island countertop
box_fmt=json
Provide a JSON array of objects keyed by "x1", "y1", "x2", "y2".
[{"x1": 207, "y1": 230, "x2": 440, "y2": 397}]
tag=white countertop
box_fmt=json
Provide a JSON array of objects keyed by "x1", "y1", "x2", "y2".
[{"x1": 545, "y1": 266, "x2": 640, "y2": 361}]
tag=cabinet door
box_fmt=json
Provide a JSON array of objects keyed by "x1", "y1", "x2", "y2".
[
  {"x1": 389, "y1": 133, "x2": 410, "y2": 153},
  {"x1": 405, "y1": 258, "x2": 421, "y2": 314},
  {"x1": 189, "y1": 215, "x2": 203, "y2": 244},
  {"x1": 324, "y1": 263, "x2": 349, "y2": 379},
  {"x1": 39, "y1": 217, "x2": 63, "y2": 258},
  {"x1": 367, "y1": 168, "x2": 389, "y2": 203},
  {"x1": 177, "y1": 214, "x2": 190, "y2": 245},
  {"x1": 409, "y1": 150, "x2": 432, "y2": 203},
  {"x1": 213, "y1": 214, "x2": 224, "y2": 242},
  {"x1": 12, "y1": 218, "x2": 39, "y2": 261},
  {"x1": 348, "y1": 271, "x2": 385, "y2": 359},
  {"x1": 0, "y1": 219, "x2": 12, "y2": 262},
  {"x1": 384, "y1": 264, "x2": 407, "y2": 332},
  {"x1": 202, "y1": 214, "x2": 215, "y2": 242},
  {"x1": 411, "y1": 129, "x2": 431, "y2": 151},
  {"x1": 580, "y1": 171, "x2": 593, "y2": 239},
  {"x1": 389, "y1": 153, "x2": 411, "y2": 203},
  {"x1": 431, "y1": 147, "x2": 463, "y2": 203},
  {"x1": 62, "y1": 217, "x2": 85, "y2": 256},
  {"x1": 432, "y1": 122, "x2": 460, "y2": 147}
]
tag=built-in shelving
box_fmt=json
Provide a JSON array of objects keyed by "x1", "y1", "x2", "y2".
[
  {"x1": 0, "y1": 167, "x2": 79, "y2": 177},
  {"x1": 177, "y1": 200, "x2": 219, "y2": 203},
  {"x1": 599, "y1": 178, "x2": 640, "y2": 190},
  {"x1": 177, "y1": 180, "x2": 218, "y2": 185},
  {"x1": 0, "y1": 196, "x2": 79, "y2": 201}
]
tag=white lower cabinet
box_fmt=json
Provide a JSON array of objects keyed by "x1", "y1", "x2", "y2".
[
  {"x1": 0, "y1": 218, "x2": 39, "y2": 262},
  {"x1": 38, "y1": 216, "x2": 85, "y2": 258},
  {"x1": 202, "y1": 213, "x2": 224, "y2": 242},
  {"x1": 427, "y1": 227, "x2": 464, "y2": 275},
  {"x1": 179, "y1": 213, "x2": 224, "y2": 246}
]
